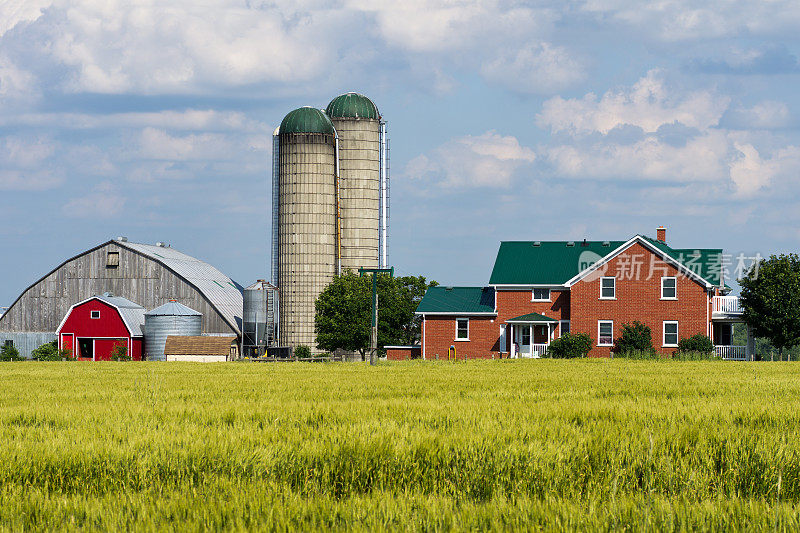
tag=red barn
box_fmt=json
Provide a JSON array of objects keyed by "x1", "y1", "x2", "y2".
[{"x1": 57, "y1": 294, "x2": 145, "y2": 361}]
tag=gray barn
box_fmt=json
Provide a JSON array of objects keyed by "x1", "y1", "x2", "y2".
[{"x1": 0, "y1": 238, "x2": 243, "y2": 358}]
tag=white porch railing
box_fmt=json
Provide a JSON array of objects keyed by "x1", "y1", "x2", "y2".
[
  {"x1": 713, "y1": 296, "x2": 743, "y2": 315},
  {"x1": 715, "y1": 345, "x2": 747, "y2": 360},
  {"x1": 515, "y1": 344, "x2": 549, "y2": 358},
  {"x1": 531, "y1": 344, "x2": 548, "y2": 358}
]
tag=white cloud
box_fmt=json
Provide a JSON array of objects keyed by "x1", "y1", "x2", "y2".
[
  {"x1": 139, "y1": 127, "x2": 234, "y2": 161},
  {"x1": 481, "y1": 42, "x2": 585, "y2": 95},
  {"x1": 62, "y1": 181, "x2": 125, "y2": 217},
  {"x1": 0, "y1": 0, "x2": 49, "y2": 37},
  {"x1": 537, "y1": 70, "x2": 729, "y2": 134},
  {"x1": 725, "y1": 101, "x2": 793, "y2": 130},
  {"x1": 406, "y1": 131, "x2": 536, "y2": 188}
]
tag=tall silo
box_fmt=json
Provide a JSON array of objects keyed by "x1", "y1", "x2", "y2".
[
  {"x1": 277, "y1": 107, "x2": 337, "y2": 351},
  {"x1": 242, "y1": 280, "x2": 277, "y2": 357},
  {"x1": 325, "y1": 93, "x2": 387, "y2": 271},
  {"x1": 144, "y1": 300, "x2": 202, "y2": 360}
]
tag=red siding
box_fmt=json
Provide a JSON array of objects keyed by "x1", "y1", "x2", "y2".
[
  {"x1": 57, "y1": 299, "x2": 143, "y2": 361},
  {"x1": 570, "y1": 242, "x2": 710, "y2": 357},
  {"x1": 423, "y1": 316, "x2": 500, "y2": 360},
  {"x1": 386, "y1": 346, "x2": 421, "y2": 360}
]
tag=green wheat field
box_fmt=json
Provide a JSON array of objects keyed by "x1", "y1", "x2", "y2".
[{"x1": 1, "y1": 360, "x2": 799, "y2": 531}]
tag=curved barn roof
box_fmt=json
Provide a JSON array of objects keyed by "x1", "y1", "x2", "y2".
[{"x1": 117, "y1": 241, "x2": 243, "y2": 333}]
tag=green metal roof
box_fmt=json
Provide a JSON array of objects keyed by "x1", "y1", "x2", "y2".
[
  {"x1": 415, "y1": 286, "x2": 496, "y2": 314},
  {"x1": 489, "y1": 236, "x2": 725, "y2": 287},
  {"x1": 489, "y1": 241, "x2": 625, "y2": 285},
  {"x1": 325, "y1": 93, "x2": 380, "y2": 120},
  {"x1": 279, "y1": 106, "x2": 336, "y2": 135},
  {"x1": 506, "y1": 312, "x2": 557, "y2": 323}
]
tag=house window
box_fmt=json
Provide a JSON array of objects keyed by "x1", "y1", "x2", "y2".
[
  {"x1": 532, "y1": 288, "x2": 551, "y2": 302},
  {"x1": 663, "y1": 321, "x2": 679, "y2": 347},
  {"x1": 560, "y1": 320, "x2": 570, "y2": 336},
  {"x1": 600, "y1": 277, "x2": 616, "y2": 299},
  {"x1": 456, "y1": 318, "x2": 469, "y2": 341},
  {"x1": 598, "y1": 321, "x2": 613, "y2": 346},
  {"x1": 90, "y1": 310, "x2": 100, "y2": 319},
  {"x1": 661, "y1": 277, "x2": 677, "y2": 299},
  {"x1": 106, "y1": 251, "x2": 119, "y2": 269}
]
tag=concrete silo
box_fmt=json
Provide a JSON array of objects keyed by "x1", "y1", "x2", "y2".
[
  {"x1": 276, "y1": 107, "x2": 338, "y2": 351},
  {"x1": 325, "y1": 93, "x2": 388, "y2": 271}
]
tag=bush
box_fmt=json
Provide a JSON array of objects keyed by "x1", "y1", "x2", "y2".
[
  {"x1": 0, "y1": 344, "x2": 23, "y2": 361},
  {"x1": 613, "y1": 321, "x2": 655, "y2": 356},
  {"x1": 110, "y1": 344, "x2": 131, "y2": 361},
  {"x1": 294, "y1": 345, "x2": 312, "y2": 359},
  {"x1": 545, "y1": 333, "x2": 592, "y2": 359},
  {"x1": 677, "y1": 334, "x2": 714, "y2": 355},
  {"x1": 31, "y1": 341, "x2": 69, "y2": 361}
]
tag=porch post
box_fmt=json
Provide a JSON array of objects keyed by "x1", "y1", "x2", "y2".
[
  {"x1": 510, "y1": 325, "x2": 515, "y2": 358},
  {"x1": 746, "y1": 324, "x2": 755, "y2": 361}
]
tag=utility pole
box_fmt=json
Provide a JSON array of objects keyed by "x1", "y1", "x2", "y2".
[{"x1": 359, "y1": 267, "x2": 394, "y2": 365}]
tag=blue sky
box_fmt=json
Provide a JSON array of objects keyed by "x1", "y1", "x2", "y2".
[{"x1": 2, "y1": 1, "x2": 800, "y2": 306}]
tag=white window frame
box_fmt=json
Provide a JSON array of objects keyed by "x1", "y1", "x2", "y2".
[
  {"x1": 455, "y1": 318, "x2": 469, "y2": 341},
  {"x1": 532, "y1": 288, "x2": 551, "y2": 302},
  {"x1": 600, "y1": 277, "x2": 616, "y2": 300},
  {"x1": 661, "y1": 276, "x2": 677, "y2": 300},
  {"x1": 90, "y1": 310, "x2": 100, "y2": 319},
  {"x1": 559, "y1": 320, "x2": 570, "y2": 337},
  {"x1": 663, "y1": 321, "x2": 679, "y2": 347},
  {"x1": 598, "y1": 320, "x2": 613, "y2": 346}
]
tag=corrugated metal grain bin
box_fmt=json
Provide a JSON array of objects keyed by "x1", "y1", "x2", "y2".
[{"x1": 144, "y1": 300, "x2": 202, "y2": 361}]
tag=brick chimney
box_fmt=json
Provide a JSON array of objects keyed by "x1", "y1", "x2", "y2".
[{"x1": 656, "y1": 226, "x2": 666, "y2": 243}]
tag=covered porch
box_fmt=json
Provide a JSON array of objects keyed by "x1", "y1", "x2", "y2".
[
  {"x1": 507, "y1": 313, "x2": 558, "y2": 359},
  {"x1": 711, "y1": 296, "x2": 753, "y2": 361}
]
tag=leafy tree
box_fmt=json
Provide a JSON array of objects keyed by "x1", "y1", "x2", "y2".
[
  {"x1": 544, "y1": 333, "x2": 592, "y2": 358},
  {"x1": 110, "y1": 344, "x2": 131, "y2": 361},
  {"x1": 739, "y1": 254, "x2": 800, "y2": 361},
  {"x1": 676, "y1": 334, "x2": 713, "y2": 355},
  {"x1": 315, "y1": 271, "x2": 437, "y2": 360},
  {"x1": 31, "y1": 341, "x2": 69, "y2": 361},
  {"x1": 294, "y1": 345, "x2": 311, "y2": 359},
  {"x1": 613, "y1": 321, "x2": 655, "y2": 355},
  {"x1": 0, "y1": 344, "x2": 22, "y2": 361}
]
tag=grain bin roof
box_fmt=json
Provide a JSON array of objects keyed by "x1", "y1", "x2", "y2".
[
  {"x1": 325, "y1": 93, "x2": 380, "y2": 120},
  {"x1": 118, "y1": 242, "x2": 242, "y2": 332},
  {"x1": 279, "y1": 106, "x2": 336, "y2": 135}
]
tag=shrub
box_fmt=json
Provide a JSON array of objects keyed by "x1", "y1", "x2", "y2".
[
  {"x1": 110, "y1": 344, "x2": 131, "y2": 361},
  {"x1": 677, "y1": 334, "x2": 714, "y2": 355},
  {"x1": 0, "y1": 344, "x2": 23, "y2": 361},
  {"x1": 545, "y1": 333, "x2": 592, "y2": 359},
  {"x1": 294, "y1": 345, "x2": 312, "y2": 359},
  {"x1": 31, "y1": 341, "x2": 69, "y2": 361},
  {"x1": 613, "y1": 321, "x2": 655, "y2": 356}
]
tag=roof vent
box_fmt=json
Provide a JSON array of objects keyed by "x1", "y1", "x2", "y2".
[
  {"x1": 445, "y1": 286, "x2": 454, "y2": 291},
  {"x1": 156, "y1": 242, "x2": 167, "y2": 247},
  {"x1": 566, "y1": 241, "x2": 575, "y2": 247},
  {"x1": 103, "y1": 292, "x2": 113, "y2": 297},
  {"x1": 581, "y1": 238, "x2": 588, "y2": 247},
  {"x1": 116, "y1": 236, "x2": 128, "y2": 242},
  {"x1": 533, "y1": 241, "x2": 541, "y2": 247},
  {"x1": 602, "y1": 241, "x2": 610, "y2": 247}
]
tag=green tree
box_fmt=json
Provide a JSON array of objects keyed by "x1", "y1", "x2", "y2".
[
  {"x1": 0, "y1": 344, "x2": 22, "y2": 361},
  {"x1": 739, "y1": 254, "x2": 800, "y2": 361},
  {"x1": 31, "y1": 341, "x2": 69, "y2": 361},
  {"x1": 613, "y1": 321, "x2": 655, "y2": 356},
  {"x1": 315, "y1": 271, "x2": 437, "y2": 360}
]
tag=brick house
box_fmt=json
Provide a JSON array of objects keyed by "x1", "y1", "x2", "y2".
[{"x1": 416, "y1": 228, "x2": 750, "y2": 360}]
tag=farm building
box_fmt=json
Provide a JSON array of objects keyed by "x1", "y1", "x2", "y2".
[
  {"x1": 57, "y1": 294, "x2": 145, "y2": 360},
  {"x1": 0, "y1": 238, "x2": 243, "y2": 358},
  {"x1": 164, "y1": 335, "x2": 237, "y2": 362},
  {"x1": 416, "y1": 227, "x2": 753, "y2": 361}
]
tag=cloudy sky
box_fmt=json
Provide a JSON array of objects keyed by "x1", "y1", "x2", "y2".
[{"x1": 2, "y1": 0, "x2": 800, "y2": 304}]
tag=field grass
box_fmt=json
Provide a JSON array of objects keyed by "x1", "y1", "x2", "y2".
[{"x1": 1, "y1": 360, "x2": 800, "y2": 531}]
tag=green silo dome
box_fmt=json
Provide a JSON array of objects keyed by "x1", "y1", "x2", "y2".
[
  {"x1": 326, "y1": 93, "x2": 380, "y2": 120},
  {"x1": 279, "y1": 106, "x2": 336, "y2": 135}
]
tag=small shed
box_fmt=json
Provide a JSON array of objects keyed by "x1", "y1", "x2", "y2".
[
  {"x1": 385, "y1": 345, "x2": 422, "y2": 360},
  {"x1": 163, "y1": 335, "x2": 237, "y2": 362},
  {"x1": 56, "y1": 294, "x2": 145, "y2": 360}
]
